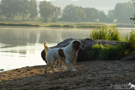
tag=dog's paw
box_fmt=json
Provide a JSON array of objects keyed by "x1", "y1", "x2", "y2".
[
  {"x1": 44, "y1": 71, "x2": 47, "y2": 74},
  {"x1": 73, "y1": 68, "x2": 76, "y2": 71}
]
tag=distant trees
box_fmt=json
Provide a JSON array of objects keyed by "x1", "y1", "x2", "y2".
[
  {"x1": 52, "y1": 6, "x2": 61, "y2": 22},
  {"x1": 62, "y1": 4, "x2": 79, "y2": 22},
  {"x1": 0, "y1": 0, "x2": 19, "y2": 19},
  {"x1": 29, "y1": 0, "x2": 38, "y2": 19},
  {"x1": 75, "y1": 8, "x2": 86, "y2": 22},
  {"x1": 39, "y1": 1, "x2": 61, "y2": 22},
  {"x1": 0, "y1": 0, "x2": 37, "y2": 20},
  {"x1": 113, "y1": 2, "x2": 135, "y2": 23},
  {"x1": 0, "y1": 0, "x2": 135, "y2": 23}
]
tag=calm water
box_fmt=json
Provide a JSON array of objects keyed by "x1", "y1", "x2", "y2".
[{"x1": 0, "y1": 26, "x2": 132, "y2": 71}]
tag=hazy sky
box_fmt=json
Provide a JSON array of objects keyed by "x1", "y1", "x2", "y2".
[{"x1": 37, "y1": 0, "x2": 131, "y2": 14}]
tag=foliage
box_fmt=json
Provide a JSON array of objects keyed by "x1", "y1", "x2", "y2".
[
  {"x1": 75, "y1": 8, "x2": 86, "y2": 22},
  {"x1": 61, "y1": 4, "x2": 79, "y2": 22},
  {"x1": 88, "y1": 42, "x2": 135, "y2": 60},
  {"x1": 98, "y1": 44, "x2": 125, "y2": 60},
  {"x1": 19, "y1": 0, "x2": 29, "y2": 20},
  {"x1": 114, "y1": 2, "x2": 135, "y2": 23},
  {"x1": 39, "y1": 1, "x2": 61, "y2": 22},
  {"x1": 88, "y1": 28, "x2": 135, "y2": 60},
  {"x1": 39, "y1": 6, "x2": 54, "y2": 22},
  {"x1": 87, "y1": 43, "x2": 103, "y2": 60},
  {"x1": 63, "y1": 25, "x2": 74, "y2": 27},
  {"x1": 90, "y1": 25, "x2": 120, "y2": 41},
  {"x1": 0, "y1": 0, "x2": 135, "y2": 23},
  {"x1": 29, "y1": 0, "x2": 38, "y2": 19},
  {"x1": 52, "y1": 6, "x2": 61, "y2": 22},
  {"x1": 48, "y1": 24, "x2": 61, "y2": 27},
  {"x1": 129, "y1": 29, "x2": 135, "y2": 43}
]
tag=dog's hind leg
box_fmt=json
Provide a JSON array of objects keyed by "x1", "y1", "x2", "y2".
[
  {"x1": 44, "y1": 59, "x2": 50, "y2": 74},
  {"x1": 50, "y1": 58, "x2": 56, "y2": 73},
  {"x1": 44, "y1": 64, "x2": 49, "y2": 74}
]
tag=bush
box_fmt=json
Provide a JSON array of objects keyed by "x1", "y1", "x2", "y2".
[
  {"x1": 87, "y1": 43, "x2": 103, "y2": 59},
  {"x1": 90, "y1": 25, "x2": 120, "y2": 41},
  {"x1": 48, "y1": 25, "x2": 61, "y2": 27},
  {"x1": 98, "y1": 44, "x2": 125, "y2": 60},
  {"x1": 129, "y1": 29, "x2": 135, "y2": 43},
  {"x1": 63, "y1": 25, "x2": 73, "y2": 27},
  {"x1": 87, "y1": 42, "x2": 135, "y2": 60}
]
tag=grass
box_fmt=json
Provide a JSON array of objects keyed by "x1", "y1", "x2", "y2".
[
  {"x1": 88, "y1": 26, "x2": 135, "y2": 60},
  {"x1": 0, "y1": 23, "x2": 39, "y2": 27},
  {"x1": 90, "y1": 25, "x2": 120, "y2": 41}
]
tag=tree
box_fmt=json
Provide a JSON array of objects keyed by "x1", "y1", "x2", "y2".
[
  {"x1": 82, "y1": 7, "x2": 99, "y2": 22},
  {"x1": 62, "y1": 4, "x2": 79, "y2": 22},
  {"x1": 19, "y1": 0, "x2": 29, "y2": 20},
  {"x1": 0, "y1": 0, "x2": 20, "y2": 19},
  {"x1": 113, "y1": 2, "x2": 135, "y2": 23},
  {"x1": 52, "y1": 6, "x2": 61, "y2": 22},
  {"x1": 108, "y1": 10, "x2": 115, "y2": 22},
  {"x1": 98, "y1": 11, "x2": 108, "y2": 22},
  {"x1": 29, "y1": 0, "x2": 37, "y2": 19},
  {"x1": 75, "y1": 8, "x2": 86, "y2": 22},
  {"x1": 39, "y1": 6, "x2": 54, "y2": 22},
  {"x1": 39, "y1": 1, "x2": 54, "y2": 22}
]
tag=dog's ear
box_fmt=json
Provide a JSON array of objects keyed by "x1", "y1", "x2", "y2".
[{"x1": 73, "y1": 41, "x2": 81, "y2": 51}]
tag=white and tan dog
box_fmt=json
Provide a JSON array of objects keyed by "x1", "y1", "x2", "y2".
[{"x1": 44, "y1": 40, "x2": 84, "y2": 73}]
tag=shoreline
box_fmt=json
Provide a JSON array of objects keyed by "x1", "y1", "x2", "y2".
[
  {"x1": 0, "y1": 60, "x2": 135, "y2": 90},
  {"x1": 0, "y1": 22, "x2": 135, "y2": 28}
]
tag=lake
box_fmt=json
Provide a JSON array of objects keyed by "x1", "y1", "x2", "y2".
[{"x1": 0, "y1": 26, "x2": 133, "y2": 71}]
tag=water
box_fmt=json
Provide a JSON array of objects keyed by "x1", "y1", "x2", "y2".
[{"x1": 0, "y1": 26, "x2": 132, "y2": 71}]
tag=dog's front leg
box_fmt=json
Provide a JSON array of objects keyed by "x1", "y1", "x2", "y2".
[
  {"x1": 51, "y1": 66, "x2": 56, "y2": 73},
  {"x1": 66, "y1": 60, "x2": 74, "y2": 72}
]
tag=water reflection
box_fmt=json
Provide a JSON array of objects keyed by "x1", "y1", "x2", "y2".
[
  {"x1": 0, "y1": 26, "x2": 91, "y2": 71},
  {"x1": 0, "y1": 26, "x2": 133, "y2": 71}
]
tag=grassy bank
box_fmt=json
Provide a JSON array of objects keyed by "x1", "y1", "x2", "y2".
[
  {"x1": 0, "y1": 20, "x2": 135, "y2": 28},
  {"x1": 88, "y1": 25, "x2": 135, "y2": 60}
]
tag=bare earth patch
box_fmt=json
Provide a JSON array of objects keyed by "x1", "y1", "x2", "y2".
[{"x1": 0, "y1": 60, "x2": 135, "y2": 90}]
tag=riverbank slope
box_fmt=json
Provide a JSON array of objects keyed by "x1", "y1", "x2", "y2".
[{"x1": 0, "y1": 60, "x2": 135, "y2": 90}]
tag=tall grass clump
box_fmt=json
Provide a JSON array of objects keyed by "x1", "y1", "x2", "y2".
[
  {"x1": 129, "y1": 29, "x2": 135, "y2": 43},
  {"x1": 98, "y1": 44, "x2": 125, "y2": 60},
  {"x1": 90, "y1": 25, "x2": 120, "y2": 41},
  {"x1": 88, "y1": 43, "x2": 129, "y2": 60},
  {"x1": 87, "y1": 43, "x2": 103, "y2": 59}
]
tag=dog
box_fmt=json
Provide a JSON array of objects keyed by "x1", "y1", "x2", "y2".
[
  {"x1": 41, "y1": 50, "x2": 62, "y2": 68},
  {"x1": 128, "y1": 82, "x2": 135, "y2": 89},
  {"x1": 44, "y1": 39, "x2": 84, "y2": 73}
]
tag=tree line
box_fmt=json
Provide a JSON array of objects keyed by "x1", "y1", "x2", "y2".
[{"x1": 0, "y1": 0, "x2": 135, "y2": 23}]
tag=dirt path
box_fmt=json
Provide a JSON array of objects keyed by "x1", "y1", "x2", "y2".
[{"x1": 0, "y1": 60, "x2": 135, "y2": 90}]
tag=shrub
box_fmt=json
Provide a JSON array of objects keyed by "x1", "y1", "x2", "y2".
[
  {"x1": 90, "y1": 25, "x2": 107, "y2": 39},
  {"x1": 108, "y1": 25, "x2": 120, "y2": 41},
  {"x1": 129, "y1": 29, "x2": 135, "y2": 43},
  {"x1": 90, "y1": 25, "x2": 120, "y2": 41},
  {"x1": 88, "y1": 42, "x2": 134, "y2": 60},
  {"x1": 63, "y1": 25, "x2": 73, "y2": 27},
  {"x1": 48, "y1": 25, "x2": 61, "y2": 27},
  {"x1": 87, "y1": 43, "x2": 104, "y2": 59},
  {"x1": 98, "y1": 44, "x2": 125, "y2": 60}
]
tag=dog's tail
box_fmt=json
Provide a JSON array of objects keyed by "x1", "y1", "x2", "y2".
[{"x1": 44, "y1": 41, "x2": 49, "y2": 54}]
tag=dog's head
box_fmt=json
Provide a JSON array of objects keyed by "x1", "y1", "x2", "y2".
[{"x1": 72, "y1": 40, "x2": 85, "y2": 51}]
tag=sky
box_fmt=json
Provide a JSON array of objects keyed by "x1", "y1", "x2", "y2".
[{"x1": 37, "y1": 0, "x2": 131, "y2": 14}]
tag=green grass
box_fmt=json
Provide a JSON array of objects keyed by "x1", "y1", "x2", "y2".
[
  {"x1": 90, "y1": 25, "x2": 120, "y2": 41},
  {"x1": 88, "y1": 42, "x2": 135, "y2": 60},
  {"x1": 88, "y1": 28, "x2": 135, "y2": 60},
  {"x1": 0, "y1": 23, "x2": 39, "y2": 27}
]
